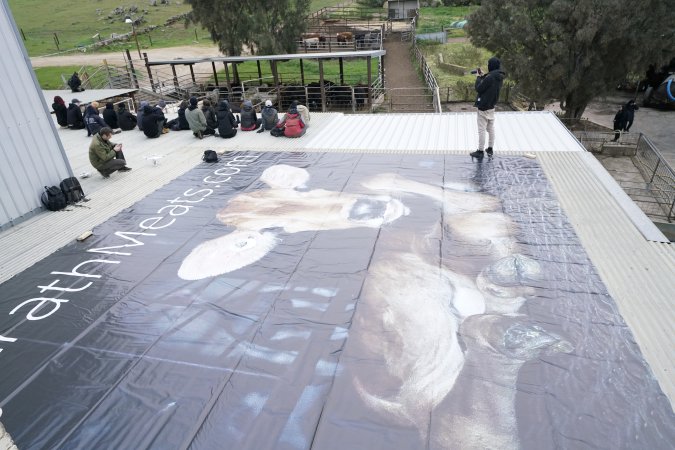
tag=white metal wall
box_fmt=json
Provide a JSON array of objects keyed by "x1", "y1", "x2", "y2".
[{"x1": 0, "y1": 0, "x2": 72, "y2": 230}]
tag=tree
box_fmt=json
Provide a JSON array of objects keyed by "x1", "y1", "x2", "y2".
[
  {"x1": 186, "y1": 0, "x2": 310, "y2": 56},
  {"x1": 467, "y1": 0, "x2": 675, "y2": 118}
]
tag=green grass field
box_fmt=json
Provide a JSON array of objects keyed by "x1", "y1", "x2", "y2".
[
  {"x1": 9, "y1": 0, "x2": 344, "y2": 57},
  {"x1": 417, "y1": 6, "x2": 477, "y2": 36},
  {"x1": 33, "y1": 65, "x2": 98, "y2": 89}
]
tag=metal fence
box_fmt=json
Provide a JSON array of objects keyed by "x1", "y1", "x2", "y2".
[
  {"x1": 410, "y1": 36, "x2": 441, "y2": 113},
  {"x1": 632, "y1": 134, "x2": 675, "y2": 222},
  {"x1": 573, "y1": 130, "x2": 675, "y2": 222}
]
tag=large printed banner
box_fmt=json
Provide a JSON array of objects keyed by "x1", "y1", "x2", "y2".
[{"x1": 0, "y1": 152, "x2": 673, "y2": 449}]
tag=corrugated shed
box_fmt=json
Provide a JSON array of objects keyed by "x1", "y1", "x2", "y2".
[{"x1": 0, "y1": 2, "x2": 72, "y2": 230}]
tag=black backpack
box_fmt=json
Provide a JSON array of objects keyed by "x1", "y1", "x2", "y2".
[
  {"x1": 202, "y1": 150, "x2": 218, "y2": 163},
  {"x1": 60, "y1": 177, "x2": 86, "y2": 204},
  {"x1": 270, "y1": 127, "x2": 285, "y2": 137},
  {"x1": 41, "y1": 186, "x2": 67, "y2": 211}
]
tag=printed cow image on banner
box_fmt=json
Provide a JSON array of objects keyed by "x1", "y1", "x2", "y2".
[{"x1": 0, "y1": 152, "x2": 673, "y2": 449}]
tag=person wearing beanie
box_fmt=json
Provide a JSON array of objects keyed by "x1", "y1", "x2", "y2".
[
  {"x1": 260, "y1": 99, "x2": 279, "y2": 131},
  {"x1": 67, "y1": 99, "x2": 85, "y2": 130},
  {"x1": 167, "y1": 100, "x2": 191, "y2": 131},
  {"x1": 141, "y1": 103, "x2": 166, "y2": 138},
  {"x1": 52, "y1": 96, "x2": 68, "y2": 128},
  {"x1": 185, "y1": 97, "x2": 215, "y2": 139},
  {"x1": 470, "y1": 56, "x2": 506, "y2": 161},
  {"x1": 103, "y1": 102, "x2": 118, "y2": 129}
]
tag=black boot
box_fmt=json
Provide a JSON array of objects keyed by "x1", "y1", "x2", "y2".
[
  {"x1": 486, "y1": 147, "x2": 494, "y2": 158},
  {"x1": 470, "y1": 149, "x2": 484, "y2": 161}
]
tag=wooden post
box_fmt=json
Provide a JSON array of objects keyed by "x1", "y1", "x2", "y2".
[
  {"x1": 339, "y1": 57, "x2": 344, "y2": 85},
  {"x1": 270, "y1": 61, "x2": 280, "y2": 90},
  {"x1": 366, "y1": 56, "x2": 372, "y2": 109},
  {"x1": 143, "y1": 52, "x2": 155, "y2": 92},
  {"x1": 223, "y1": 62, "x2": 232, "y2": 90},
  {"x1": 103, "y1": 59, "x2": 111, "y2": 88},
  {"x1": 233, "y1": 63, "x2": 240, "y2": 85},
  {"x1": 319, "y1": 59, "x2": 327, "y2": 112},
  {"x1": 257, "y1": 60, "x2": 262, "y2": 83},
  {"x1": 126, "y1": 49, "x2": 139, "y2": 88},
  {"x1": 189, "y1": 64, "x2": 196, "y2": 84},
  {"x1": 171, "y1": 64, "x2": 179, "y2": 90},
  {"x1": 212, "y1": 61, "x2": 219, "y2": 86},
  {"x1": 300, "y1": 59, "x2": 305, "y2": 85}
]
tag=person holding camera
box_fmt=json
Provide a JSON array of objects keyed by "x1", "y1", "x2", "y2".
[
  {"x1": 470, "y1": 57, "x2": 506, "y2": 161},
  {"x1": 88, "y1": 127, "x2": 132, "y2": 178}
]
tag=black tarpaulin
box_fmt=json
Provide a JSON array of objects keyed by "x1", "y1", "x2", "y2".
[{"x1": 0, "y1": 152, "x2": 673, "y2": 449}]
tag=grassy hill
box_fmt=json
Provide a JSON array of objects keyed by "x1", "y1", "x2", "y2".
[{"x1": 9, "y1": 0, "x2": 341, "y2": 57}]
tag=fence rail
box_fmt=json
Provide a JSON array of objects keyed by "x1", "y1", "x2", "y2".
[
  {"x1": 410, "y1": 35, "x2": 441, "y2": 113},
  {"x1": 573, "y1": 131, "x2": 675, "y2": 222}
]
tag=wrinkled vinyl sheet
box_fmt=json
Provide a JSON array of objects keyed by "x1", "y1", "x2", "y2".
[{"x1": 0, "y1": 152, "x2": 673, "y2": 449}]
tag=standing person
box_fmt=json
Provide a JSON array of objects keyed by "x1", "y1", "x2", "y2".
[
  {"x1": 88, "y1": 127, "x2": 131, "y2": 178},
  {"x1": 68, "y1": 72, "x2": 84, "y2": 92},
  {"x1": 141, "y1": 103, "x2": 166, "y2": 138},
  {"x1": 52, "y1": 96, "x2": 68, "y2": 128},
  {"x1": 116, "y1": 103, "x2": 137, "y2": 131},
  {"x1": 202, "y1": 99, "x2": 218, "y2": 132},
  {"x1": 623, "y1": 99, "x2": 639, "y2": 132},
  {"x1": 84, "y1": 102, "x2": 108, "y2": 137},
  {"x1": 240, "y1": 100, "x2": 262, "y2": 131},
  {"x1": 260, "y1": 100, "x2": 279, "y2": 131},
  {"x1": 216, "y1": 100, "x2": 238, "y2": 138},
  {"x1": 612, "y1": 106, "x2": 627, "y2": 142},
  {"x1": 67, "y1": 99, "x2": 85, "y2": 130},
  {"x1": 470, "y1": 57, "x2": 506, "y2": 161},
  {"x1": 185, "y1": 97, "x2": 215, "y2": 139},
  {"x1": 276, "y1": 103, "x2": 306, "y2": 138},
  {"x1": 102, "y1": 102, "x2": 118, "y2": 129}
]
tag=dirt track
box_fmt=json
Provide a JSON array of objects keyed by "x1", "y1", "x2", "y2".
[{"x1": 30, "y1": 44, "x2": 222, "y2": 67}]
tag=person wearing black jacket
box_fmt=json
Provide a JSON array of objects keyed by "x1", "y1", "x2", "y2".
[
  {"x1": 52, "y1": 96, "x2": 68, "y2": 127},
  {"x1": 612, "y1": 106, "x2": 627, "y2": 142},
  {"x1": 84, "y1": 102, "x2": 108, "y2": 137},
  {"x1": 141, "y1": 104, "x2": 166, "y2": 138},
  {"x1": 623, "y1": 99, "x2": 639, "y2": 131},
  {"x1": 202, "y1": 99, "x2": 218, "y2": 131},
  {"x1": 67, "y1": 99, "x2": 85, "y2": 130},
  {"x1": 102, "y1": 102, "x2": 119, "y2": 129},
  {"x1": 216, "y1": 100, "x2": 238, "y2": 138},
  {"x1": 167, "y1": 100, "x2": 190, "y2": 131},
  {"x1": 116, "y1": 103, "x2": 137, "y2": 130},
  {"x1": 470, "y1": 57, "x2": 506, "y2": 161},
  {"x1": 68, "y1": 72, "x2": 84, "y2": 92}
]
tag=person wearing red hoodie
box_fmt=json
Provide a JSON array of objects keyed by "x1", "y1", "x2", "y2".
[{"x1": 277, "y1": 104, "x2": 306, "y2": 138}]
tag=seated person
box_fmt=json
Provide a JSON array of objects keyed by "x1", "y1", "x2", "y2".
[
  {"x1": 116, "y1": 103, "x2": 137, "y2": 131},
  {"x1": 185, "y1": 97, "x2": 216, "y2": 139},
  {"x1": 88, "y1": 127, "x2": 131, "y2": 178},
  {"x1": 260, "y1": 100, "x2": 279, "y2": 131},
  {"x1": 277, "y1": 104, "x2": 306, "y2": 138},
  {"x1": 167, "y1": 100, "x2": 190, "y2": 131},
  {"x1": 67, "y1": 72, "x2": 84, "y2": 92},
  {"x1": 52, "y1": 96, "x2": 68, "y2": 128},
  {"x1": 216, "y1": 100, "x2": 238, "y2": 138},
  {"x1": 66, "y1": 99, "x2": 85, "y2": 130},
  {"x1": 141, "y1": 104, "x2": 166, "y2": 138},
  {"x1": 102, "y1": 102, "x2": 118, "y2": 129},
  {"x1": 202, "y1": 99, "x2": 218, "y2": 132},
  {"x1": 136, "y1": 101, "x2": 149, "y2": 131},
  {"x1": 240, "y1": 100, "x2": 262, "y2": 131},
  {"x1": 291, "y1": 100, "x2": 310, "y2": 127},
  {"x1": 84, "y1": 102, "x2": 108, "y2": 137}
]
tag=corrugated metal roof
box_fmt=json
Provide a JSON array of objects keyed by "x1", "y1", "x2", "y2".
[
  {"x1": 148, "y1": 49, "x2": 386, "y2": 66},
  {"x1": 0, "y1": 2, "x2": 72, "y2": 230},
  {"x1": 41, "y1": 89, "x2": 137, "y2": 106},
  {"x1": 0, "y1": 109, "x2": 672, "y2": 411}
]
